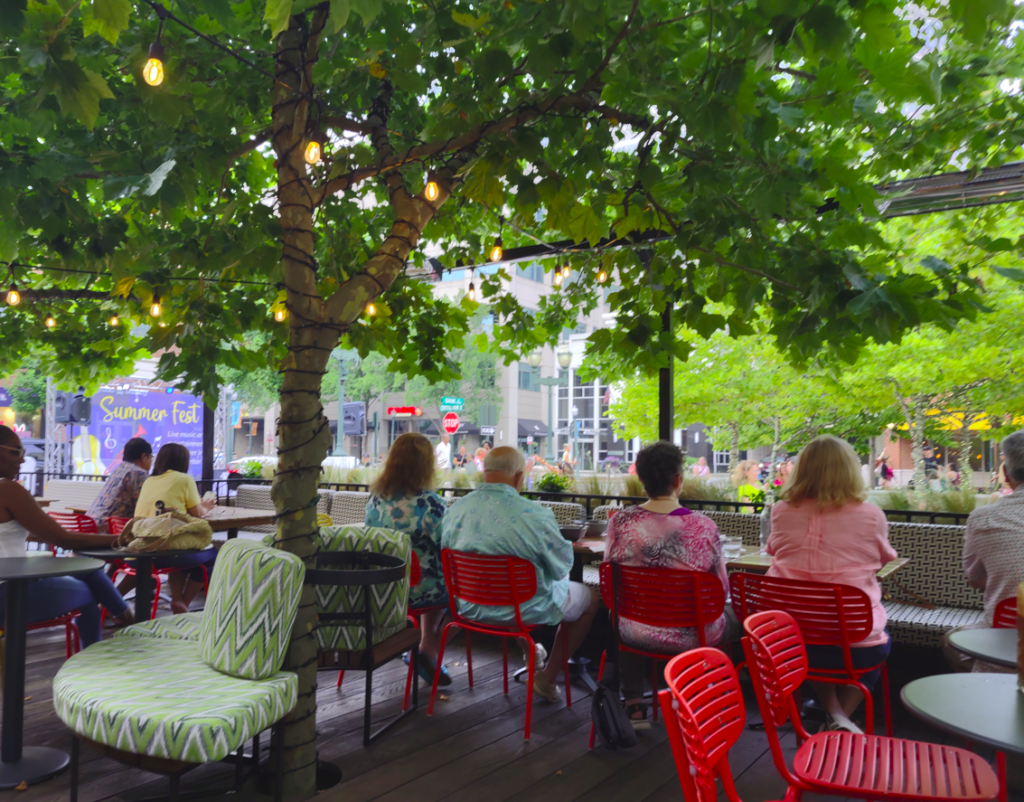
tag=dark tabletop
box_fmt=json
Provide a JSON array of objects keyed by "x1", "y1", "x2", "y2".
[
  {"x1": 901, "y1": 674, "x2": 1024, "y2": 754},
  {"x1": 0, "y1": 556, "x2": 104, "y2": 581},
  {"x1": 74, "y1": 548, "x2": 213, "y2": 560},
  {"x1": 948, "y1": 628, "x2": 1017, "y2": 669}
]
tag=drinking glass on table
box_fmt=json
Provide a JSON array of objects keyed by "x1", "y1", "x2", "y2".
[{"x1": 722, "y1": 536, "x2": 743, "y2": 559}]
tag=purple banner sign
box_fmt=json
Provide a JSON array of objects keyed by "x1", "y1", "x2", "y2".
[{"x1": 78, "y1": 389, "x2": 204, "y2": 477}]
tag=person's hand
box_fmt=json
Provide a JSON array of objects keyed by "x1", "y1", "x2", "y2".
[{"x1": 25, "y1": 533, "x2": 40, "y2": 544}]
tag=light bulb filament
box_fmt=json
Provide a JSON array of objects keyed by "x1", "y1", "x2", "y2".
[
  {"x1": 109, "y1": 315, "x2": 119, "y2": 327},
  {"x1": 143, "y1": 58, "x2": 164, "y2": 86},
  {"x1": 425, "y1": 180, "x2": 440, "y2": 202},
  {"x1": 6, "y1": 288, "x2": 19, "y2": 306},
  {"x1": 45, "y1": 315, "x2": 56, "y2": 329},
  {"x1": 366, "y1": 303, "x2": 376, "y2": 316},
  {"x1": 305, "y1": 140, "x2": 322, "y2": 165}
]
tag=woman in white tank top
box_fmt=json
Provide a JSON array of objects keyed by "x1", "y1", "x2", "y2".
[{"x1": 0, "y1": 427, "x2": 134, "y2": 645}]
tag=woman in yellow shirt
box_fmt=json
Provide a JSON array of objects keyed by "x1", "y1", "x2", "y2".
[{"x1": 134, "y1": 444, "x2": 217, "y2": 614}]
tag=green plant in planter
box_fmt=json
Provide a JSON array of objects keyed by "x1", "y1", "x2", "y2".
[
  {"x1": 535, "y1": 472, "x2": 574, "y2": 493},
  {"x1": 238, "y1": 460, "x2": 264, "y2": 479}
]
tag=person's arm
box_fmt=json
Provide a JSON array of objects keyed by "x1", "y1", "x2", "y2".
[
  {"x1": 533, "y1": 509, "x2": 573, "y2": 582},
  {"x1": 963, "y1": 513, "x2": 988, "y2": 590},
  {"x1": 184, "y1": 475, "x2": 214, "y2": 518},
  {"x1": 0, "y1": 479, "x2": 118, "y2": 550}
]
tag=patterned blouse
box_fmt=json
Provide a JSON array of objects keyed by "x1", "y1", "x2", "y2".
[
  {"x1": 85, "y1": 460, "x2": 148, "y2": 532},
  {"x1": 365, "y1": 489, "x2": 447, "y2": 607},
  {"x1": 604, "y1": 505, "x2": 729, "y2": 652}
]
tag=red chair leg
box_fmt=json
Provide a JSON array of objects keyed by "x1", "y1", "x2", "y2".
[
  {"x1": 588, "y1": 650, "x2": 607, "y2": 749},
  {"x1": 428, "y1": 622, "x2": 457, "y2": 716},
  {"x1": 998, "y1": 751, "x2": 1007, "y2": 802},
  {"x1": 65, "y1": 622, "x2": 72, "y2": 659},
  {"x1": 881, "y1": 662, "x2": 893, "y2": 737},
  {"x1": 524, "y1": 634, "x2": 536, "y2": 740},
  {"x1": 561, "y1": 626, "x2": 571, "y2": 709},
  {"x1": 151, "y1": 575, "x2": 162, "y2": 619},
  {"x1": 855, "y1": 679, "x2": 874, "y2": 735},
  {"x1": 336, "y1": 671, "x2": 344, "y2": 690},
  {"x1": 502, "y1": 638, "x2": 509, "y2": 695},
  {"x1": 72, "y1": 622, "x2": 81, "y2": 653},
  {"x1": 465, "y1": 631, "x2": 473, "y2": 688}
]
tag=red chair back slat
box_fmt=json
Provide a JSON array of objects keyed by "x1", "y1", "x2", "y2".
[
  {"x1": 730, "y1": 572, "x2": 873, "y2": 646},
  {"x1": 410, "y1": 551, "x2": 422, "y2": 587},
  {"x1": 663, "y1": 648, "x2": 746, "y2": 802},
  {"x1": 599, "y1": 563, "x2": 725, "y2": 642},
  {"x1": 441, "y1": 549, "x2": 538, "y2": 630},
  {"x1": 48, "y1": 512, "x2": 98, "y2": 534},
  {"x1": 108, "y1": 517, "x2": 130, "y2": 536},
  {"x1": 742, "y1": 610, "x2": 808, "y2": 731},
  {"x1": 993, "y1": 596, "x2": 1016, "y2": 629}
]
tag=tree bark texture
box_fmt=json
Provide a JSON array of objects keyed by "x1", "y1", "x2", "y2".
[{"x1": 729, "y1": 422, "x2": 740, "y2": 468}]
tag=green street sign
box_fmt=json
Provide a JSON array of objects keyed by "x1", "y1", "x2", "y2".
[{"x1": 440, "y1": 396, "x2": 465, "y2": 412}]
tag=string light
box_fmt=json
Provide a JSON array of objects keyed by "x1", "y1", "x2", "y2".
[
  {"x1": 45, "y1": 314, "x2": 56, "y2": 329},
  {"x1": 109, "y1": 314, "x2": 120, "y2": 327},
  {"x1": 274, "y1": 308, "x2": 287, "y2": 322},
  {"x1": 553, "y1": 271, "x2": 563, "y2": 287},
  {"x1": 304, "y1": 129, "x2": 325, "y2": 165},
  {"x1": 489, "y1": 216, "x2": 504, "y2": 262},
  {"x1": 561, "y1": 263, "x2": 571, "y2": 279},
  {"x1": 468, "y1": 269, "x2": 476, "y2": 301},
  {"x1": 424, "y1": 171, "x2": 440, "y2": 202},
  {"x1": 143, "y1": 41, "x2": 165, "y2": 86},
  {"x1": 366, "y1": 302, "x2": 376, "y2": 316},
  {"x1": 5, "y1": 283, "x2": 19, "y2": 306},
  {"x1": 150, "y1": 295, "x2": 162, "y2": 317},
  {"x1": 597, "y1": 269, "x2": 608, "y2": 283}
]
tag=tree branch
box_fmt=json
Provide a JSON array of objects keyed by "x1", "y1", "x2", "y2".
[
  {"x1": 322, "y1": 115, "x2": 372, "y2": 136},
  {"x1": 774, "y1": 65, "x2": 817, "y2": 82},
  {"x1": 219, "y1": 129, "x2": 273, "y2": 196},
  {"x1": 583, "y1": 0, "x2": 641, "y2": 94},
  {"x1": 21, "y1": 288, "x2": 112, "y2": 302},
  {"x1": 318, "y1": 94, "x2": 651, "y2": 200}
]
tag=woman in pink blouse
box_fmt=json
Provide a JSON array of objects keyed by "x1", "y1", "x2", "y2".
[
  {"x1": 767, "y1": 434, "x2": 897, "y2": 734},
  {"x1": 605, "y1": 441, "x2": 729, "y2": 729}
]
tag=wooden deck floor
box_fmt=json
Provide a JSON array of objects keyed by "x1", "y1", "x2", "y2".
[{"x1": 8, "y1": 624, "x2": 1020, "y2": 802}]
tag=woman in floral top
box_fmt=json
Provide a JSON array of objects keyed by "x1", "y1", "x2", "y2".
[
  {"x1": 365, "y1": 433, "x2": 450, "y2": 685},
  {"x1": 604, "y1": 441, "x2": 729, "y2": 729}
]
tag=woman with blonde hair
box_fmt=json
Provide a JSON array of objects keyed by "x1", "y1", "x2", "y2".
[
  {"x1": 766, "y1": 435, "x2": 897, "y2": 735},
  {"x1": 731, "y1": 459, "x2": 762, "y2": 504},
  {"x1": 365, "y1": 433, "x2": 451, "y2": 686}
]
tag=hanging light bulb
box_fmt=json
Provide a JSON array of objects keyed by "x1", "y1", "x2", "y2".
[
  {"x1": 45, "y1": 314, "x2": 56, "y2": 329},
  {"x1": 489, "y1": 236, "x2": 503, "y2": 262},
  {"x1": 274, "y1": 308, "x2": 287, "y2": 322},
  {"x1": 366, "y1": 302, "x2": 376, "y2": 316},
  {"x1": 561, "y1": 263, "x2": 571, "y2": 278},
  {"x1": 424, "y1": 171, "x2": 440, "y2": 202},
  {"x1": 109, "y1": 314, "x2": 120, "y2": 327},
  {"x1": 597, "y1": 269, "x2": 608, "y2": 283},
  {"x1": 158, "y1": 321, "x2": 167, "y2": 328},
  {"x1": 468, "y1": 269, "x2": 477, "y2": 301},
  {"x1": 5, "y1": 283, "x2": 19, "y2": 306},
  {"x1": 150, "y1": 295, "x2": 161, "y2": 317},
  {"x1": 553, "y1": 271, "x2": 563, "y2": 287},
  {"x1": 304, "y1": 129, "x2": 325, "y2": 165},
  {"x1": 143, "y1": 41, "x2": 165, "y2": 86}
]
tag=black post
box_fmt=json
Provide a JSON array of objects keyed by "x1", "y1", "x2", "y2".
[
  {"x1": 202, "y1": 395, "x2": 214, "y2": 493},
  {"x1": 658, "y1": 301, "x2": 674, "y2": 443},
  {"x1": 1, "y1": 581, "x2": 27, "y2": 762}
]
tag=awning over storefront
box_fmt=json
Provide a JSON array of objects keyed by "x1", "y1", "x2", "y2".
[{"x1": 517, "y1": 419, "x2": 549, "y2": 438}]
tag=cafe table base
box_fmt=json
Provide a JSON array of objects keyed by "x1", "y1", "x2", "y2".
[{"x1": 0, "y1": 747, "x2": 70, "y2": 789}]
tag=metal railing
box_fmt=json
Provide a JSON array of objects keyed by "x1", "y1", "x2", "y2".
[{"x1": 34, "y1": 472, "x2": 974, "y2": 525}]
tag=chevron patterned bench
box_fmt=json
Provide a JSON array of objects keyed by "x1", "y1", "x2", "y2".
[{"x1": 54, "y1": 539, "x2": 304, "y2": 801}]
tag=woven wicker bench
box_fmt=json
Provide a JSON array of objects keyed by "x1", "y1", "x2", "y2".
[{"x1": 44, "y1": 478, "x2": 105, "y2": 513}]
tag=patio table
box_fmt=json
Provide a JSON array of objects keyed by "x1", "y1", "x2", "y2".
[
  {"x1": 948, "y1": 627, "x2": 1017, "y2": 670},
  {"x1": 726, "y1": 546, "x2": 910, "y2": 579},
  {"x1": 902, "y1": 674, "x2": 1024, "y2": 755},
  {"x1": 74, "y1": 547, "x2": 214, "y2": 623},
  {"x1": 68, "y1": 506, "x2": 276, "y2": 539},
  {"x1": 0, "y1": 556, "x2": 104, "y2": 789}
]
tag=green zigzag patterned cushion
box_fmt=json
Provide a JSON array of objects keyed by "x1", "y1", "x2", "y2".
[
  {"x1": 317, "y1": 525, "x2": 411, "y2": 651},
  {"x1": 199, "y1": 539, "x2": 305, "y2": 681},
  {"x1": 115, "y1": 611, "x2": 204, "y2": 642},
  {"x1": 53, "y1": 638, "x2": 296, "y2": 763}
]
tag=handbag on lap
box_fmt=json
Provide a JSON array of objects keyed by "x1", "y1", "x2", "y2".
[{"x1": 117, "y1": 512, "x2": 213, "y2": 552}]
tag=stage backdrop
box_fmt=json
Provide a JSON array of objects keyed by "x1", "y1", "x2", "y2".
[{"x1": 74, "y1": 389, "x2": 204, "y2": 477}]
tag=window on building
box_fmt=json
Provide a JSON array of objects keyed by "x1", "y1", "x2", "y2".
[
  {"x1": 480, "y1": 314, "x2": 494, "y2": 333},
  {"x1": 440, "y1": 269, "x2": 467, "y2": 282},
  {"x1": 518, "y1": 362, "x2": 541, "y2": 392},
  {"x1": 561, "y1": 322, "x2": 588, "y2": 341},
  {"x1": 517, "y1": 262, "x2": 545, "y2": 283}
]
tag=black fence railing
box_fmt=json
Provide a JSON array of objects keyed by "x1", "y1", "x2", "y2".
[{"x1": 35, "y1": 472, "x2": 974, "y2": 525}]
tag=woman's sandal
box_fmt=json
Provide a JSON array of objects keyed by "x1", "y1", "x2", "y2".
[{"x1": 625, "y1": 702, "x2": 651, "y2": 731}]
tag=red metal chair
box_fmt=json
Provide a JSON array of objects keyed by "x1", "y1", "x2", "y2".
[
  {"x1": 659, "y1": 647, "x2": 786, "y2": 802},
  {"x1": 48, "y1": 511, "x2": 98, "y2": 535},
  {"x1": 743, "y1": 610, "x2": 1004, "y2": 802},
  {"x1": 427, "y1": 549, "x2": 572, "y2": 740},
  {"x1": 993, "y1": 596, "x2": 1016, "y2": 628},
  {"x1": 588, "y1": 563, "x2": 725, "y2": 748},
  {"x1": 730, "y1": 572, "x2": 892, "y2": 736}
]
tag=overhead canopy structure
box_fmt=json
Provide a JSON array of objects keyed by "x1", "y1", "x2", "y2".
[{"x1": 877, "y1": 161, "x2": 1024, "y2": 218}]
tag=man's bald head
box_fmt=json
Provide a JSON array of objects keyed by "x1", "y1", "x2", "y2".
[{"x1": 483, "y1": 447, "x2": 526, "y2": 490}]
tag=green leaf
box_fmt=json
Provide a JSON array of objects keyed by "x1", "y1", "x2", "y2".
[
  {"x1": 46, "y1": 61, "x2": 115, "y2": 130},
  {"x1": 477, "y1": 49, "x2": 513, "y2": 84},
  {"x1": 767, "y1": 99, "x2": 804, "y2": 129},
  {"x1": 143, "y1": 159, "x2": 177, "y2": 196},
  {"x1": 83, "y1": 0, "x2": 132, "y2": 43},
  {"x1": 920, "y1": 256, "x2": 951, "y2": 275},
  {"x1": 199, "y1": 0, "x2": 237, "y2": 31},
  {"x1": 462, "y1": 163, "x2": 504, "y2": 208},
  {"x1": 264, "y1": 0, "x2": 293, "y2": 38},
  {"x1": 563, "y1": 203, "x2": 605, "y2": 245},
  {"x1": 452, "y1": 10, "x2": 489, "y2": 30},
  {"x1": 0, "y1": 0, "x2": 25, "y2": 36},
  {"x1": 351, "y1": 0, "x2": 381, "y2": 25},
  {"x1": 987, "y1": 238, "x2": 1013, "y2": 252},
  {"x1": 992, "y1": 266, "x2": 1024, "y2": 282},
  {"x1": 326, "y1": 0, "x2": 350, "y2": 33}
]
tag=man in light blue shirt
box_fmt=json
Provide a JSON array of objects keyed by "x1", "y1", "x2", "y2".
[{"x1": 442, "y1": 447, "x2": 598, "y2": 703}]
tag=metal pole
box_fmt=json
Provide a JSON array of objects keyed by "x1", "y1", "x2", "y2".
[
  {"x1": 335, "y1": 358, "x2": 347, "y2": 457},
  {"x1": 372, "y1": 411, "x2": 378, "y2": 460},
  {"x1": 545, "y1": 379, "x2": 555, "y2": 462},
  {"x1": 659, "y1": 301, "x2": 674, "y2": 443},
  {"x1": 202, "y1": 397, "x2": 214, "y2": 491}
]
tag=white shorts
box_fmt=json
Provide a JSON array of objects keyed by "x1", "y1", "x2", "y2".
[{"x1": 560, "y1": 581, "x2": 592, "y2": 623}]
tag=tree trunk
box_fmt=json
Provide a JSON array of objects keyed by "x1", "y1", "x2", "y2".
[
  {"x1": 271, "y1": 17, "x2": 334, "y2": 799},
  {"x1": 959, "y1": 409, "x2": 975, "y2": 491},
  {"x1": 729, "y1": 422, "x2": 740, "y2": 469},
  {"x1": 766, "y1": 416, "x2": 780, "y2": 504},
  {"x1": 910, "y1": 401, "x2": 927, "y2": 491}
]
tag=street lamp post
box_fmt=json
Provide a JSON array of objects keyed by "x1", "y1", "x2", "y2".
[
  {"x1": 332, "y1": 349, "x2": 351, "y2": 457},
  {"x1": 529, "y1": 345, "x2": 573, "y2": 463}
]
